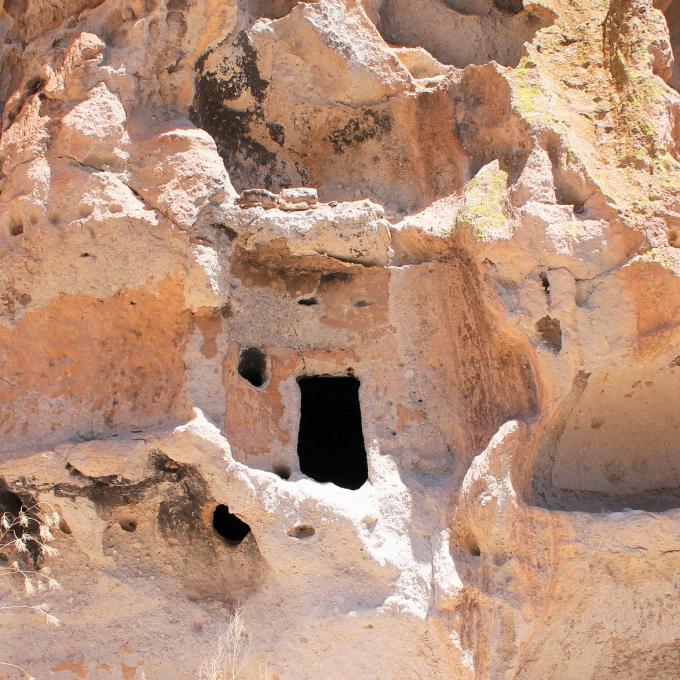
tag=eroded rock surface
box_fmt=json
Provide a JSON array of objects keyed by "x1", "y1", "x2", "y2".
[{"x1": 1, "y1": 0, "x2": 680, "y2": 678}]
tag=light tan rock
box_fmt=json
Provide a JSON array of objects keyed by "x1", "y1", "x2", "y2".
[{"x1": 1, "y1": 0, "x2": 680, "y2": 678}]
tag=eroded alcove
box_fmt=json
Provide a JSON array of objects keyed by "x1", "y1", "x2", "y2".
[
  {"x1": 533, "y1": 362, "x2": 680, "y2": 512},
  {"x1": 190, "y1": 1, "x2": 467, "y2": 213},
  {"x1": 239, "y1": 0, "x2": 319, "y2": 20},
  {"x1": 222, "y1": 238, "x2": 537, "y2": 484},
  {"x1": 297, "y1": 376, "x2": 369, "y2": 490},
  {"x1": 189, "y1": 0, "x2": 548, "y2": 214},
  {"x1": 377, "y1": 0, "x2": 550, "y2": 68}
]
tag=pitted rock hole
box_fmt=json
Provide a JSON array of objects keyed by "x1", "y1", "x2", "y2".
[
  {"x1": 288, "y1": 524, "x2": 315, "y2": 539},
  {"x1": 297, "y1": 376, "x2": 368, "y2": 490},
  {"x1": 119, "y1": 517, "x2": 137, "y2": 532},
  {"x1": 466, "y1": 535, "x2": 481, "y2": 557},
  {"x1": 238, "y1": 347, "x2": 268, "y2": 387},
  {"x1": 212, "y1": 504, "x2": 251, "y2": 545},
  {"x1": 273, "y1": 464, "x2": 291, "y2": 480}
]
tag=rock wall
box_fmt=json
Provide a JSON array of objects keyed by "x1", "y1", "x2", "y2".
[{"x1": 1, "y1": 0, "x2": 680, "y2": 678}]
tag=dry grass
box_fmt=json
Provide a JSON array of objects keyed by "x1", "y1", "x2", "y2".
[
  {"x1": 1, "y1": 500, "x2": 61, "y2": 679},
  {"x1": 200, "y1": 608, "x2": 251, "y2": 680},
  {"x1": 200, "y1": 608, "x2": 272, "y2": 680}
]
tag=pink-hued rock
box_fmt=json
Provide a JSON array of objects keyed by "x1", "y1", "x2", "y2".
[{"x1": 1, "y1": 0, "x2": 680, "y2": 678}]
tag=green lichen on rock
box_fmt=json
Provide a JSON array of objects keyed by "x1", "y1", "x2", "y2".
[
  {"x1": 603, "y1": 0, "x2": 677, "y2": 168},
  {"x1": 510, "y1": 64, "x2": 548, "y2": 124},
  {"x1": 457, "y1": 160, "x2": 511, "y2": 242},
  {"x1": 508, "y1": 53, "x2": 553, "y2": 125},
  {"x1": 631, "y1": 248, "x2": 675, "y2": 271}
]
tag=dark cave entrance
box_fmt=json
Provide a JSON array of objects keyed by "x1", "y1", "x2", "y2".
[
  {"x1": 296, "y1": 376, "x2": 368, "y2": 490},
  {"x1": 212, "y1": 504, "x2": 251, "y2": 545}
]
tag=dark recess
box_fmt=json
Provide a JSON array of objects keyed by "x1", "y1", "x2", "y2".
[
  {"x1": 0, "y1": 479, "x2": 23, "y2": 519},
  {"x1": 119, "y1": 518, "x2": 137, "y2": 532},
  {"x1": 212, "y1": 504, "x2": 251, "y2": 545},
  {"x1": 494, "y1": 0, "x2": 523, "y2": 14},
  {"x1": 273, "y1": 464, "x2": 291, "y2": 480},
  {"x1": 0, "y1": 479, "x2": 41, "y2": 564},
  {"x1": 297, "y1": 376, "x2": 368, "y2": 490},
  {"x1": 238, "y1": 347, "x2": 268, "y2": 387}
]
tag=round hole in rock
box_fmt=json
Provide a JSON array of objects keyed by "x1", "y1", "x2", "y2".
[
  {"x1": 237, "y1": 347, "x2": 268, "y2": 388},
  {"x1": 468, "y1": 539, "x2": 481, "y2": 557},
  {"x1": 288, "y1": 524, "x2": 315, "y2": 539},
  {"x1": 273, "y1": 464, "x2": 291, "y2": 480},
  {"x1": 212, "y1": 504, "x2": 251, "y2": 545},
  {"x1": 9, "y1": 223, "x2": 23, "y2": 236},
  {"x1": 119, "y1": 518, "x2": 137, "y2": 532},
  {"x1": 456, "y1": 527, "x2": 481, "y2": 557}
]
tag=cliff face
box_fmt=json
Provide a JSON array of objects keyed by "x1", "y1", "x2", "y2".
[{"x1": 1, "y1": 0, "x2": 680, "y2": 678}]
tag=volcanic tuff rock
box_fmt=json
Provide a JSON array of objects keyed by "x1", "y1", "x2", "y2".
[{"x1": 1, "y1": 0, "x2": 680, "y2": 677}]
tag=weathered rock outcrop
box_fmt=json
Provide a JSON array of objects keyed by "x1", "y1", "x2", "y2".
[{"x1": 1, "y1": 0, "x2": 680, "y2": 678}]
